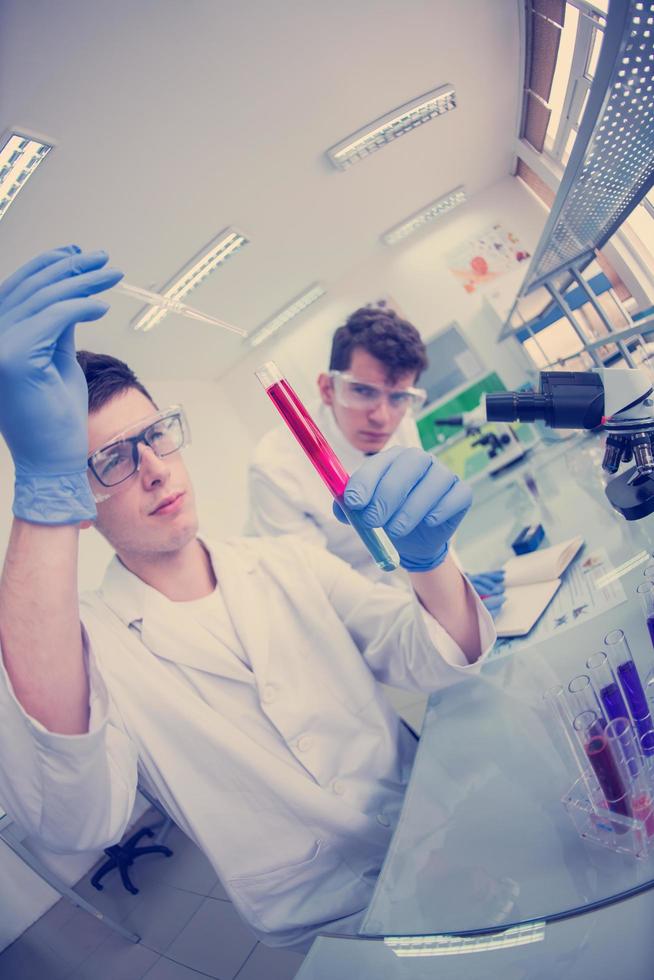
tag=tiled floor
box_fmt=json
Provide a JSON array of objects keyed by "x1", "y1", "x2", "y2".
[
  {"x1": 0, "y1": 814, "x2": 306, "y2": 980},
  {"x1": 0, "y1": 687, "x2": 426, "y2": 980}
]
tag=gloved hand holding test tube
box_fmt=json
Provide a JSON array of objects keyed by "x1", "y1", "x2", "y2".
[{"x1": 255, "y1": 361, "x2": 400, "y2": 571}]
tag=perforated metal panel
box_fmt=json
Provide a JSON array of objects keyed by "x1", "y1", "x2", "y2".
[{"x1": 520, "y1": 0, "x2": 654, "y2": 295}]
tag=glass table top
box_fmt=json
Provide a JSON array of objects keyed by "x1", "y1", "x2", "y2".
[
  {"x1": 296, "y1": 886, "x2": 654, "y2": 979},
  {"x1": 361, "y1": 432, "x2": 654, "y2": 938}
]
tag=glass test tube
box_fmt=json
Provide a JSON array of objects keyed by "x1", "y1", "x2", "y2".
[
  {"x1": 255, "y1": 361, "x2": 400, "y2": 572},
  {"x1": 567, "y1": 675, "x2": 606, "y2": 733},
  {"x1": 604, "y1": 629, "x2": 654, "y2": 756},
  {"x1": 636, "y1": 581, "x2": 654, "y2": 651},
  {"x1": 573, "y1": 710, "x2": 631, "y2": 819},
  {"x1": 543, "y1": 685, "x2": 597, "y2": 799},
  {"x1": 605, "y1": 717, "x2": 654, "y2": 835},
  {"x1": 586, "y1": 651, "x2": 630, "y2": 724}
]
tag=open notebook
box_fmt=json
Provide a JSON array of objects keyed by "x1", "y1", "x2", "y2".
[{"x1": 493, "y1": 535, "x2": 584, "y2": 637}]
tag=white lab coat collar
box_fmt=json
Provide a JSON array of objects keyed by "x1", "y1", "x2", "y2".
[{"x1": 97, "y1": 539, "x2": 271, "y2": 679}]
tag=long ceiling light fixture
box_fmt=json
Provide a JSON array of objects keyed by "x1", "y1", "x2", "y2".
[
  {"x1": 133, "y1": 228, "x2": 249, "y2": 332},
  {"x1": 248, "y1": 283, "x2": 326, "y2": 348},
  {"x1": 381, "y1": 186, "x2": 466, "y2": 246},
  {"x1": 0, "y1": 131, "x2": 52, "y2": 222},
  {"x1": 326, "y1": 84, "x2": 456, "y2": 171}
]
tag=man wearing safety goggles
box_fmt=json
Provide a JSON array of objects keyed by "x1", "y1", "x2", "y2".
[
  {"x1": 0, "y1": 249, "x2": 496, "y2": 951},
  {"x1": 248, "y1": 305, "x2": 505, "y2": 615}
]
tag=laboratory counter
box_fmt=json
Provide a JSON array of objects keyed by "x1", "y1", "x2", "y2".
[{"x1": 297, "y1": 432, "x2": 654, "y2": 978}]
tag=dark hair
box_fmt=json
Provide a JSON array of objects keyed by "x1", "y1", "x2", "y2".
[
  {"x1": 329, "y1": 304, "x2": 428, "y2": 384},
  {"x1": 76, "y1": 350, "x2": 156, "y2": 414}
]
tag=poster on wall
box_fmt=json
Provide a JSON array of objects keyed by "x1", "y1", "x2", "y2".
[{"x1": 447, "y1": 223, "x2": 530, "y2": 295}]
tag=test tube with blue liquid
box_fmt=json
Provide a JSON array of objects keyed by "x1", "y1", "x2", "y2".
[
  {"x1": 637, "y1": 580, "x2": 654, "y2": 650},
  {"x1": 255, "y1": 361, "x2": 400, "y2": 572},
  {"x1": 604, "y1": 628, "x2": 654, "y2": 757},
  {"x1": 586, "y1": 651, "x2": 630, "y2": 726}
]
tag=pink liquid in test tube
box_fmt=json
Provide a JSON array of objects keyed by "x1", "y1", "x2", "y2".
[{"x1": 255, "y1": 362, "x2": 399, "y2": 571}]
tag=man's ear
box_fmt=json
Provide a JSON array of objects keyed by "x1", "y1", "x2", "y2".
[
  {"x1": 79, "y1": 519, "x2": 95, "y2": 530},
  {"x1": 317, "y1": 372, "x2": 334, "y2": 406}
]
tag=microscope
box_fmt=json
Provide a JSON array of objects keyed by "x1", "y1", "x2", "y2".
[{"x1": 484, "y1": 368, "x2": 654, "y2": 520}]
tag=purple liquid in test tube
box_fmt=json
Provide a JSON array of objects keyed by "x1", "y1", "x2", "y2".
[
  {"x1": 256, "y1": 362, "x2": 400, "y2": 572},
  {"x1": 618, "y1": 660, "x2": 654, "y2": 754},
  {"x1": 604, "y1": 629, "x2": 654, "y2": 757},
  {"x1": 637, "y1": 584, "x2": 654, "y2": 651},
  {"x1": 599, "y1": 681, "x2": 630, "y2": 724},
  {"x1": 586, "y1": 734, "x2": 631, "y2": 818}
]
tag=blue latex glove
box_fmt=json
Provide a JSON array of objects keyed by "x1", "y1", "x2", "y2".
[
  {"x1": 480, "y1": 591, "x2": 506, "y2": 617},
  {"x1": 468, "y1": 571, "x2": 506, "y2": 618},
  {"x1": 333, "y1": 446, "x2": 472, "y2": 572},
  {"x1": 0, "y1": 246, "x2": 123, "y2": 524},
  {"x1": 468, "y1": 570, "x2": 505, "y2": 595}
]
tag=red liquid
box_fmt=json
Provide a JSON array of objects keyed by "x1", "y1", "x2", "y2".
[{"x1": 266, "y1": 380, "x2": 349, "y2": 499}]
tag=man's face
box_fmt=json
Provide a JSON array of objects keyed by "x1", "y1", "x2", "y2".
[
  {"x1": 87, "y1": 388, "x2": 199, "y2": 558},
  {"x1": 317, "y1": 348, "x2": 419, "y2": 453}
]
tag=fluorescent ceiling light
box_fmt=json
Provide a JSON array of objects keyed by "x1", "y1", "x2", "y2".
[
  {"x1": 248, "y1": 284, "x2": 326, "y2": 348},
  {"x1": 381, "y1": 186, "x2": 466, "y2": 245},
  {"x1": 326, "y1": 84, "x2": 456, "y2": 170},
  {"x1": 133, "y1": 228, "x2": 249, "y2": 332},
  {"x1": 0, "y1": 132, "x2": 52, "y2": 222}
]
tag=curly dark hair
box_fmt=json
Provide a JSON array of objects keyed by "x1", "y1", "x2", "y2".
[
  {"x1": 329, "y1": 304, "x2": 428, "y2": 384},
  {"x1": 76, "y1": 350, "x2": 156, "y2": 414}
]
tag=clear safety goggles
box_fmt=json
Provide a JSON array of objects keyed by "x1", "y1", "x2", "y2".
[
  {"x1": 329, "y1": 371, "x2": 427, "y2": 416},
  {"x1": 87, "y1": 405, "x2": 191, "y2": 502}
]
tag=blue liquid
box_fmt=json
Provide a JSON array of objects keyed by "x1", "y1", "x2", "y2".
[
  {"x1": 617, "y1": 661, "x2": 654, "y2": 756},
  {"x1": 600, "y1": 682, "x2": 629, "y2": 723},
  {"x1": 339, "y1": 499, "x2": 400, "y2": 572}
]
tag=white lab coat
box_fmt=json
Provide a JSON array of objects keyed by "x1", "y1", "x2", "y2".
[
  {"x1": 248, "y1": 402, "x2": 423, "y2": 583},
  {"x1": 0, "y1": 535, "x2": 494, "y2": 948}
]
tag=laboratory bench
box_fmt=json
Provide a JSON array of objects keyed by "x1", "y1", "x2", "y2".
[{"x1": 298, "y1": 432, "x2": 654, "y2": 978}]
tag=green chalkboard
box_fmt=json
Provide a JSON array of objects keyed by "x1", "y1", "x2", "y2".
[{"x1": 416, "y1": 372, "x2": 507, "y2": 451}]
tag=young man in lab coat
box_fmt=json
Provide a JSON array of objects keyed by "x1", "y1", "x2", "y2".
[
  {"x1": 248, "y1": 305, "x2": 506, "y2": 610},
  {"x1": 0, "y1": 248, "x2": 495, "y2": 951}
]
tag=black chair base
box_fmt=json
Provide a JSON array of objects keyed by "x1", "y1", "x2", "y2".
[{"x1": 91, "y1": 826, "x2": 173, "y2": 895}]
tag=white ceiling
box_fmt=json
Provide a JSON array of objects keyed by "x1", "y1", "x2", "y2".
[{"x1": 0, "y1": 0, "x2": 521, "y2": 380}]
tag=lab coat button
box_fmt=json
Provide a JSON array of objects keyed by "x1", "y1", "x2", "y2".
[
  {"x1": 297, "y1": 735, "x2": 313, "y2": 752},
  {"x1": 376, "y1": 813, "x2": 391, "y2": 827},
  {"x1": 332, "y1": 780, "x2": 345, "y2": 795},
  {"x1": 261, "y1": 684, "x2": 277, "y2": 704}
]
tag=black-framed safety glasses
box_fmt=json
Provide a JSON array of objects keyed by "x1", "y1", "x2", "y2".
[{"x1": 87, "y1": 405, "x2": 191, "y2": 502}]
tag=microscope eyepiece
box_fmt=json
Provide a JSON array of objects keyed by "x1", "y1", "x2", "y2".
[
  {"x1": 485, "y1": 372, "x2": 604, "y2": 430},
  {"x1": 485, "y1": 392, "x2": 550, "y2": 423}
]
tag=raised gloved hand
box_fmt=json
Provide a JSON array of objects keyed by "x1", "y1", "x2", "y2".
[
  {"x1": 333, "y1": 446, "x2": 472, "y2": 572},
  {"x1": 468, "y1": 570, "x2": 506, "y2": 618},
  {"x1": 0, "y1": 246, "x2": 123, "y2": 524}
]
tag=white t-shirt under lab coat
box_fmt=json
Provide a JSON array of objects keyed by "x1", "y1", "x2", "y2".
[
  {"x1": 248, "y1": 402, "x2": 423, "y2": 583},
  {"x1": 0, "y1": 535, "x2": 494, "y2": 949}
]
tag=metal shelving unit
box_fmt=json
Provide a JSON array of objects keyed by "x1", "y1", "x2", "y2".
[{"x1": 501, "y1": 0, "x2": 654, "y2": 366}]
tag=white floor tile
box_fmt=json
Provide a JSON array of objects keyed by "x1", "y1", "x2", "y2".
[
  {"x1": 121, "y1": 883, "x2": 205, "y2": 954},
  {"x1": 166, "y1": 896, "x2": 257, "y2": 979},
  {"x1": 235, "y1": 941, "x2": 306, "y2": 980},
  {"x1": 143, "y1": 957, "x2": 207, "y2": 979},
  {"x1": 67, "y1": 931, "x2": 160, "y2": 980}
]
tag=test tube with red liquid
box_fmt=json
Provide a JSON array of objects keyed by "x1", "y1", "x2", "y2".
[{"x1": 255, "y1": 361, "x2": 400, "y2": 572}]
